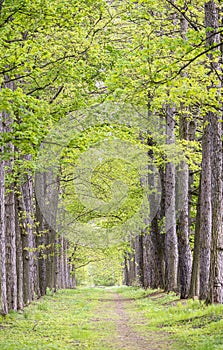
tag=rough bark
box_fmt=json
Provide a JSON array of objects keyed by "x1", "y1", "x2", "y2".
[
  {"x1": 36, "y1": 195, "x2": 47, "y2": 296},
  {"x1": 123, "y1": 255, "x2": 130, "y2": 286},
  {"x1": 205, "y1": 0, "x2": 223, "y2": 305},
  {"x1": 146, "y1": 135, "x2": 165, "y2": 290},
  {"x1": 0, "y1": 113, "x2": 8, "y2": 315},
  {"x1": 135, "y1": 233, "x2": 144, "y2": 287},
  {"x1": 189, "y1": 177, "x2": 201, "y2": 298},
  {"x1": 199, "y1": 117, "x2": 212, "y2": 300},
  {"x1": 4, "y1": 111, "x2": 17, "y2": 311},
  {"x1": 124, "y1": 235, "x2": 136, "y2": 286},
  {"x1": 143, "y1": 232, "x2": 156, "y2": 289},
  {"x1": 15, "y1": 192, "x2": 24, "y2": 310},
  {"x1": 150, "y1": 214, "x2": 165, "y2": 289},
  {"x1": 19, "y1": 167, "x2": 35, "y2": 305},
  {"x1": 200, "y1": 1, "x2": 219, "y2": 301},
  {"x1": 165, "y1": 105, "x2": 178, "y2": 292},
  {"x1": 5, "y1": 188, "x2": 17, "y2": 310},
  {"x1": 177, "y1": 16, "x2": 192, "y2": 299},
  {"x1": 207, "y1": 111, "x2": 222, "y2": 303}
]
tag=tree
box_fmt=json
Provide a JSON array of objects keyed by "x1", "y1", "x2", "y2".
[{"x1": 206, "y1": 0, "x2": 223, "y2": 304}]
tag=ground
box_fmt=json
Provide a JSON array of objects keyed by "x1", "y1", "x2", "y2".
[
  {"x1": 1, "y1": 287, "x2": 223, "y2": 349},
  {"x1": 91, "y1": 291, "x2": 172, "y2": 349}
]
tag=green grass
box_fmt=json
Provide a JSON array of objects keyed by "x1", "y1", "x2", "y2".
[
  {"x1": 115, "y1": 286, "x2": 223, "y2": 350},
  {"x1": 0, "y1": 288, "x2": 117, "y2": 350},
  {"x1": 1, "y1": 286, "x2": 223, "y2": 349}
]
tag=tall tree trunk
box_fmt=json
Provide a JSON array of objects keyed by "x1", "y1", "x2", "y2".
[
  {"x1": 143, "y1": 232, "x2": 156, "y2": 289},
  {"x1": 199, "y1": 1, "x2": 219, "y2": 301},
  {"x1": 36, "y1": 194, "x2": 47, "y2": 296},
  {"x1": 35, "y1": 164, "x2": 47, "y2": 295},
  {"x1": 0, "y1": 113, "x2": 8, "y2": 315},
  {"x1": 15, "y1": 192, "x2": 24, "y2": 310},
  {"x1": 189, "y1": 177, "x2": 201, "y2": 298},
  {"x1": 206, "y1": 1, "x2": 223, "y2": 304},
  {"x1": 165, "y1": 105, "x2": 178, "y2": 292},
  {"x1": 124, "y1": 235, "x2": 136, "y2": 286},
  {"x1": 177, "y1": 15, "x2": 192, "y2": 299},
  {"x1": 19, "y1": 167, "x2": 35, "y2": 305},
  {"x1": 177, "y1": 145, "x2": 192, "y2": 298},
  {"x1": 123, "y1": 255, "x2": 130, "y2": 286},
  {"x1": 135, "y1": 233, "x2": 144, "y2": 287},
  {"x1": 150, "y1": 214, "x2": 165, "y2": 289},
  {"x1": 147, "y1": 133, "x2": 165, "y2": 289},
  {"x1": 199, "y1": 116, "x2": 212, "y2": 300},
  {"x1": 60, "y1": 235, "x2": 65, "y2": 289},
  {"x1": 207, "y1": 110, "x2": 222, "y2": 303},
  {"x1": 4, "y1": 107, "x2": 17, "y2": 311},
  {"x1": 5, "y1": 186, "x2": 17, "y2": 310}
]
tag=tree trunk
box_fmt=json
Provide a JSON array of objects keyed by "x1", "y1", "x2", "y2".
[
  {"x1": 199, "y1": 116, "x2": 212, "y2": 300},
  {"x1": 189, "y1": 177, "x2": 201, "y2": 298},
  {"x1": 207, "y1": 111, "x2": 222, "y2": 303},
  {"x1": 5, "y1": 187, "x2": 17, "y2": 310},
  {"x1": 36, "y1": 194, "x2": 47, "y2": 296},
  {"x1": 123, "y1": 255, "x2": 130, "y2": 286},
  {"x1": 177, "y1": 15, "x2": 192, "y2": 299},
  {"x1": 0, "y1": 113, "x2": 8, "y2": 315},
  {"x1": 143, "y1": 232, "x2": 156, "y2": 289},
  {"x1": 150, "y1": 214, "x2": 165, "y2": 289},
  {"x1": 135, "y1": 233, "x2": 144, "y2": 287},
  {"x1": 4, "y1": 111, "x2": 17, "y2": 311},
  {"x1": 15, "y1": 192, "x2": 24, "y2": 310},
  {"x1": 19, "y1": 168, "x2": 35, "y2": 305},
  {"x1": 124, "y1": 235, "x2": 136, "y2": 286},
  {"x1": 205, "y1": 0, "x2": 223, "y2": 304},
  {"x1": 200, "y1": 1, "x2": 220, "y2": 301},
  {"x1": 165, "y1": 105, "x2": 178, "y2": 292}
]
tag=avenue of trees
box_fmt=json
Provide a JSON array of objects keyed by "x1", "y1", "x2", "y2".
[{"x1": 1, "y1": 0, "x2": 223, "y2": 314}]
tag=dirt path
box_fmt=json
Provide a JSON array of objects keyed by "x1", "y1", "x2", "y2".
[{"x1": 93, "y1": 292, "x2": 173, "y2": 350}]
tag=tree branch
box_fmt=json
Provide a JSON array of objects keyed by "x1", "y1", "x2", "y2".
[{"x1": 165, "y1": 0, "x2": 199, "y2": 31}]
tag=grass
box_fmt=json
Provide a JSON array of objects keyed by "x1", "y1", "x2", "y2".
[
  {"x1": 115, "y1": 286, "x2": 223, "y2": 350},
  {"x1": 1, "y1": 286, "x2": 223, "y2": 349},
  {"x1": 0, "y1": 288, "x2": 117, "y2": 350}
]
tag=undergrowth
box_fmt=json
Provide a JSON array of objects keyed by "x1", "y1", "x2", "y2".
[
  {"x1": 0, "y1": 288, "x2": 116, "y2": 350},
  {"x1": 1, "y1": 286, "x2": 223, "y2": 349},
  {"x1": 116, "y1": 286, "x2": 223, "y2": 350}
]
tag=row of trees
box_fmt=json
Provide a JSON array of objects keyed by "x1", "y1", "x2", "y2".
[
  {"x1": 0, "y1": 0, "x2": 104, "y2": 314},
  {"x1": 123, "y1": 0, "x2": 223, "y2": 304},
  {"x1": 1, "y1": 0, "x2": 223, "y2": 314}
]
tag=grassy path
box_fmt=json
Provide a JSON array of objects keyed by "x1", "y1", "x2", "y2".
[
  {"x1": 1, "y1": 287, "x2": 223, "y2": 349},
  {"x1": 0, "y1": 287, "x2": 172, "y2": 350}
]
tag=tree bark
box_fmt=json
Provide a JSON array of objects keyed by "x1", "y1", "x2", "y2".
[
  {"x1": 15, "y1": 191, "x2": 24, "y2": 310},
  {"x1": 5, "y1": 187, "x2": 17, "y2": 310},
  {"x1": 4, "y1": 109, "x2": 17, "y2": 311},
  {"x1": 0, "y1": 113, "x2": 8, "y2": 315},
  {"x1": 165, "y1": 105, "x2": 178, "y2": 292},
  {"x1": 199, "y1": 117, "x2": 212, "y2": 300},
  {"x1": 135, "y1": 233, "x2": 144, "y2": 287},
  {"x1": 200, "y1": 1, "x2": 220, "y2": 301},
  {"x1": 205, "y1": 0, "x2": 223, "y2": 304},
  {"x1": 19, "y1": 166, "x2": 35, "y2": 305},
  {"x1": 177, "y1": 15, "x2": 192, "y2": 299},
  {"x1": 189, "y1": 177, "x2": 201, "y2": 298}
]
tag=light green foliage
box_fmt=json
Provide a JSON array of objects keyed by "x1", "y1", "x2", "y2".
[
  {"x1": 70, "y1": 242, "x2": 125, "y2": 286},
  {"x1": 62, "y1": 123, "x2": 145, "y2": 229},
  {"x1": 1, "y1": 0, "x2": 218, "y2": 289},
  {"x1": 0, "y1": 0, "x2": 114, "y2": 172}
]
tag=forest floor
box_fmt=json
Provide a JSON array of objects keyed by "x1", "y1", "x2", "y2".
[{"x1": 1, "y1": 287, "x2": 223, "y2": 349}]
